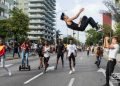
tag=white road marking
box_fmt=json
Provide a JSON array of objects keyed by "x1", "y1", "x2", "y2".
[
  {"x1": 5, "y1": 64, "x2": 13, "y2": 67},
  {"x1": 0, "y1": 64, "x2": 13, "y2": 67},
  {"x1": 97, "y1": 68, "x2": 114, "y2": 86},
  {"x1": 24, "y1": 66, "x2": 55, "y2": 85},
  {"x1": 80, "y1": 57, "x2": 83, "y2": 60},
  {"x1": 68, "y1": 78, "x2": 75, "y2": 86}
]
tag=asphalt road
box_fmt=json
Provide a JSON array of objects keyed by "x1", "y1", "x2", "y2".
[{"x1": 0, "y1": 51, "x2": 120, "y2": 86}]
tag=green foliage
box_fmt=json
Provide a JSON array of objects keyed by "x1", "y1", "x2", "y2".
[
  {"x1": 63, "y1": 35, "x2": 81, "y2": 45},
  {"x1": 103, "y1": 24, "x2": 113, "y2": 36},
  {"x1": 114, "y1": 22, "x2": 120, "y2": 42},
  {"x1": 0, "y1": 7, "x2": 29, "y2": 40},
  {"x1": 0, "y1": 19, "x2": 12, "y2": 38},
  {"x1": 85, "y1": 29, "x2": 103, "y2": 46}
]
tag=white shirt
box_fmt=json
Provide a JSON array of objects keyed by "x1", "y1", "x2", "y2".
[
  {"x1": 34, "y1": 43, "x2": 37, "y2": 49},
  {"x1": 44, "y1": 46, "x2": 50, "y2": 58},
  {"x1": 67, "y1": 44, "x2": 77, "y2": 57},
  {"x1": 108, "y1": 44, "x2": 119, "y2": 59},
  {"x1": 87, "y1": 47, "x2": 90, "y2": 51}
]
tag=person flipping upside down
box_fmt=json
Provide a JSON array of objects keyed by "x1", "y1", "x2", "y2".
[{"x1": 60, "y1": 8, "x2": 102, "y2": 31}]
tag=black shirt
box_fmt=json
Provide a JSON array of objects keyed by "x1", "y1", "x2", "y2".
[
  {"x1": 56, "y1": 44, "x2": 65, "y2": 54},
  {"x1": 67, "y1": 21, "x2": 79, "y2": 31},
  {"x1": 37, "y1": 43, "x2": 43, "y2": 53}
]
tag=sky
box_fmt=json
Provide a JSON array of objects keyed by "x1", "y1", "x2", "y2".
[{"x1": 56, "y1": 0, "x2": 108, "y2": 43}]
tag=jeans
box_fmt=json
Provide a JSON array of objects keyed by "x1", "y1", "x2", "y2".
[
  {"x1": 96, "y1": 56, "x2": 101, "y2": 67},
  {"x1": 21, "y1": 50, "x2": 29, "y2": 66},
  {"x1": 0, "y1": 55, "x2": 10, "y2": 72}
]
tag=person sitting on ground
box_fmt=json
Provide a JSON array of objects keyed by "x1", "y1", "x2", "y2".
[{"x1": 60, "y1": 8, "x2": 102, "y2": 32}]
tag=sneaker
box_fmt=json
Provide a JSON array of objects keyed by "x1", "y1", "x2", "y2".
[
  {"x1": 54, "y1": 66, "x2": 57, "y2": 70},
  {"x1": 8, "y1": 71, "x2": 12, "y2": 76},
  {"x1": 94, "y1": 61, "x2": 97, "y2": 64},
  {"x1": 69, "y1": 70, "x2": 73, "y2": 74},
  {"x1": 97, "y1": 25, "x2": 103, "y2": 32},
  {"x1": 38, "y1": 66, "x2": 40, "y2": 70},
  {"x1": 72, "y1": 67, "x2": 75, "y2": 72},
  {"x1": 97, "y1": 28, "x2": 103, "y2": 32}
]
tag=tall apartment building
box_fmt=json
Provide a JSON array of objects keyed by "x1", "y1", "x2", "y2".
[
  {"x1": 16, "y1": 0, "x2": 28, "y2": 14},
  {"x1": 0, "y1": 0, "x2": 7, "y2": 20},
  {"x1": 28, "y1": 0, "x2": 56, "y2": 41},
  {"x1": 0, "y1": 0, "x2": 17, "y2": 20}
]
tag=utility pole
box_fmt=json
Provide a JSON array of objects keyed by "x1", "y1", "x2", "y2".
[
  {"x1": 73, "y1": 30, "x2": 75, "y2": 38},
  {"x1": 77, "y1": 31, "x2": 79, "y2": 46}
]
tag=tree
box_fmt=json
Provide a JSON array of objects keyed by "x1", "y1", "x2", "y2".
[
  {"x1": 0, "y1": 18, "x2": 14, "y2": 40},
  {"x1": 114, "y1": 23, "x2": 120, "y2": 42},
  {"x1": 103, "y1": 0, "x2": 120, "y2": 22},
  {"x1": 85, "y1": 29, "x2": 103, "y2": 46},
  {"x1": 103, "y1": 24, "x2": 113, "y2": 37},
  {"x1": 63, "y1": 35, "x2": 81, "y2": 45},
  {"x1": 9, "y1": 7, "x2": 29, "y2": 40},
  {"x1": 0, "y1": 7, "x2": 29, "y2": 41}
]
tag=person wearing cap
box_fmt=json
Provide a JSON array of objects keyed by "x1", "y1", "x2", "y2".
[
  {"x1": 60, "y1": 8, "x2": 102, "y2": 32},
  {"x1": 0, "y1": 39, "x2": 12, "y2": 76}
]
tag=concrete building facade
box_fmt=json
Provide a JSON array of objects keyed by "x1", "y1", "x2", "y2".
[{"x1": 28, "y1": 0, "x2": 56, "y2": 41}]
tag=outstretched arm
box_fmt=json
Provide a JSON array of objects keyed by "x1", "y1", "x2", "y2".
[
  {"x1": 68, "y1": 8, "x2": 84, "y2": 21},
  {"x1": 104, "y1": 37, "x2": 115, "y2": 49}
]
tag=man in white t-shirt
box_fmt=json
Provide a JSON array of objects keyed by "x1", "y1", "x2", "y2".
[
  {"x1": 103, "y1": 36, "x2": 119, "y2": 86},
  {"x1": 66, "y1": 40, "x2": 77, "y2": 74}
]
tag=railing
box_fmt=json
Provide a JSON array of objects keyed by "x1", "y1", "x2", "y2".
[{"x1": 0, "y1": 3, "x2": 8, "y2": 10}]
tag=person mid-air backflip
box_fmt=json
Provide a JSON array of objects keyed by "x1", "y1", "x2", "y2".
[{"x1": 61, "y1": 8, "x2": 102, "y2": 32}]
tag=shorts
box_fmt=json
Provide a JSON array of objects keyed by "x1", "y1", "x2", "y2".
[
  {"x1": 44, "y1": 57, "x2": 50, "y2": 63},
  {"x1": 38, "y1": 53, "x2": 43, "y2": 57}
]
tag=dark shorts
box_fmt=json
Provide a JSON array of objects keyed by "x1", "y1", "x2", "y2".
[
  {"x1": 38, "y1": 53, "x2": 43, "y2": 57},
  {"x1": 57, "y1": 53, "x2": 64, "y2": 59},
  {"x1": 13, "y1": 48, "x2": 18, "y2": 53},
  {"x1": 44, "y1": 57, "x2": 50, "y2": 63}
]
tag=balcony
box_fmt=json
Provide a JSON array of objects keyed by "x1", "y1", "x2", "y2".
[
  {"x1": 0, "y1": 3, "x2": 8, "y2": 10},
  {"x1": 28, "y1": 3, "x2": 45, "y2": 8},
  {"x1": 44, "y1": 13, "x2": 56, "y2": 21},
  {"x1": 44, "y1": 1, "x2": 54, "y2": 12},
  {"x1": 46, "y1": 0, "x2": 56, "y2": 10},
  {"x1": 44, "y1": 17, "x2": 56, "y2": 24},
  {"x1": 29, "y1": 15, "x2": 45, "y2": 18},
  {"x1": 29, "y1": 20, "x2": 45, "y2": 24},
  {"x1": 29, "y1": 25, "x2": 46, "y2": 29},
  {"x1": 28, "y1": 31, "x2": 44, "y2": 35},
  {"x1": 28, "y1": 36, "x2": 41, "y2": 40},
  {"x1": 28, "y1": 9, "x2": 45, "y2": 13},
  {"x1": 29, "y1": 0, "x2": 44, "y2": 2}
]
